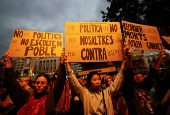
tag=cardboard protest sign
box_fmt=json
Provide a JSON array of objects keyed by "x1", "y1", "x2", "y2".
[
  {"x1": 122, "y1": 20, "x2": 163, "y2": 52},
  {"x1": 65, "y1": 22, "x2": 122, "y2": 35},
  {"x1": 9, "y1": 29, "x2": 63, "y2": 57},
  {"x1": 162, "y1": 36, "x2": 170, "y2": 45},
  {"x1": 65, "y1": 22, "x2": 123, "y2": 62}
]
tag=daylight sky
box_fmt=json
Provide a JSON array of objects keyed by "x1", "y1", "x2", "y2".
[{"x1": 0, "y1": 0, "x2": 110, "y2": 57}]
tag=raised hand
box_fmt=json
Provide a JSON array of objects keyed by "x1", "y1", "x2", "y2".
[
  {"x1": 3, "y1": 51, "x2": 10, "y2": 61},
  {"x1": 123, "y1": 44, "x2": 132, "y2": 56},
  {"x1": 160, "y1": 48, "x2": 167, "y2": 58},
  {"x1": 3, "y1": 51, "x2": 12, "y2": 68},
  {"x1": 60, "y1": 50, "x2": 67, "y2": 64}
]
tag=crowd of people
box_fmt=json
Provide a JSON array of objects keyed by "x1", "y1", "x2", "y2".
[{"x1": 0, "y1": 45, "x2": 170, "y2": 115}]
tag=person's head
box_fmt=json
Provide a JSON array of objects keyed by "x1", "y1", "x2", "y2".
[
  {"x1": 20, "y1": 76, "x2": 32, "y2": 88},
  {"x1": 88, "y1": 71, "x2": 101, "y2": 90},
  {"x1": 35, "y1": 73, "x2": 50, "y2": 94},
  {"x1": 105, "y1": 74, "x2": 113, "y2": 86},
  {"x1": 134, "y1": 72, "x2": 145, "y2": 83}
]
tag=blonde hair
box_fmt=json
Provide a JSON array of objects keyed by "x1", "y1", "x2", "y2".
[{"x1": 20, "y1": 76, "x2": 33, "y2": 86}]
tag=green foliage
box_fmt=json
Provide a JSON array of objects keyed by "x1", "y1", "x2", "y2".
[{"x1": 101, "y1": 0, "x2": 170, "y2": 36}]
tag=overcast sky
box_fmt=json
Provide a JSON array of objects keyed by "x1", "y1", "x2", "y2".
[{"x1": 0, "y1": 0, "x2": 110, "y2": 57}]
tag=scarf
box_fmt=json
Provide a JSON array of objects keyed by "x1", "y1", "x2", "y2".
[
  {"x1": 17, "y1": 94, "x2": 47, "y2": 115},
  {"x1": 55, "y1": 80, "x2": 71, "y2": 114}
]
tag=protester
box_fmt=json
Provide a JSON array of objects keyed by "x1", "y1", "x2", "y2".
[
  {"x1": 65, "y1": 45, "x2": 127, "y2": 115},
  {"x1": 124, "y1": 49, "x2": 167, "y2": 115},
  {"x1": 3, "y1": 51, "x2": 66, "y2": 115},
  {"x1": 105, "y1": 74, "x2": 113, "y2": 87}
]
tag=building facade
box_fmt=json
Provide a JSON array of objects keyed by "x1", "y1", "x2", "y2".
[
  {"x1": 12, "y1": 57, "x2": 26, "y2": 76},
  {"x1": 32, "y1": 57, "x2": 60, "y2": 78}
]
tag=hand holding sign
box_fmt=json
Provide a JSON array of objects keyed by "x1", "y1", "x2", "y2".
[
  {"x1": 123, "y1": 44, "x2": 132, "y2": 56},
  {"x1": 3, "y1": 51, "x2": 10, "y2": 61},
  {"x1": 3, "y1": 51, "x2": 12, "y2": 68},
  {"x1": 160, "y1": 48, "x2": 167, "y2": 58},
  {"x1": 60, "y1": 50, "x2": 67, "y2": 64}
]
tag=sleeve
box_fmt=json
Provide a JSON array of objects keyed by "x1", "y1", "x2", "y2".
[
  {"x1": 53, "y1": 64, "x2": 66, "y2": 105},
  {"x1": 105, "y1": 68, "x2": 125, "y2": 98},
  {"x1": 4, "y1": 68, "x2": 30, "y2": 109},
  {"x1": 68, "y1": 71, "x2": 85, "y2": 99}
]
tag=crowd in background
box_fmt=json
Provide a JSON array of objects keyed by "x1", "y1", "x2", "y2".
[{"x1": 0, "y1": 46, "x2": 170, "y2": 115}]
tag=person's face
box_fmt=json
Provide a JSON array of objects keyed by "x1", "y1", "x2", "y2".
[
  {"x1": 134, "y1": 74, "x2": 145, "y2": 83},
  {"x1": 105, "y1": 75, "x2": 111, "y2": 81},
  {"x1": 105, "y1": 75, "x2": 113, "y2": 85},
  {"x1": 90, "y1": 74, "x2": 101, "y2": 90},
  {"x1": 107, "y1": 78, "x2": 113, "y2": 86},
  {"x1": 35, "y1": 76, "x2": 48, "y2": 93},
  {"x1": 20, "y1": 79, "x2": 28, "y2": 87}
]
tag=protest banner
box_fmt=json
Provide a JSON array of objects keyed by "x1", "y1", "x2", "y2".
[
  {"x1": 162, "y1": 36, "x2": 170, "y2": 45},
  {"x1": 65, "y1": 22, "x2": 121, "y2": 35},
  {"x1": 122, "y1": 20, "x2": 163, "y2": 52},
  {"x1": 65, "y1": 22, "x2": 123, "y2": 62},
  {"x1": 9, "y1": 29, "x2": 63, "y2": 57}
]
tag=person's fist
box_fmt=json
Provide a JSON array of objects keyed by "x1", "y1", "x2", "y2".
[{"x1": 3, "y1": 51, "x2": 10, "y2": 61}]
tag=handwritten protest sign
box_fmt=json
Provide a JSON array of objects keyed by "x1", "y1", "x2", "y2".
[
  {"x1": 65, "y1": 22, "x2": 123, "y2": 62},
  {"x1": 9, "y1": 29, "x2": 63, "y2": 57},
  {"x1": 122, "y1": 20, "x2": 163, "y2": 52},
  {"x1": 65, "y1": 22, "x2": 121, "y2": 35},
  {"x1": 162, "y1": 36, "x2": 170, "y2": 45}
]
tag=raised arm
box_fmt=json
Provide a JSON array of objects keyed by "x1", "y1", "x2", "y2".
[
  {"x1": 53, "y1": 50, "x2": 66, "y2": 104},
  {"x1": 145, "y1": 49, "x2": 167, "y2": 90},
  {"x1": 152, "y1": 49, "x2": 167, "y2": 70},
  {"x1": 3, "y1": 51, "x2": 30, "y2": 109},
  {"x1": 122, "y1": 45, "x2": 134, "y2": 98},
  {"x1": 66, "y1": 61, "x2": 85, "y2": 98},
  {"x1": 106, "y1": 45, "x2": 127, "y2": 98}
]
